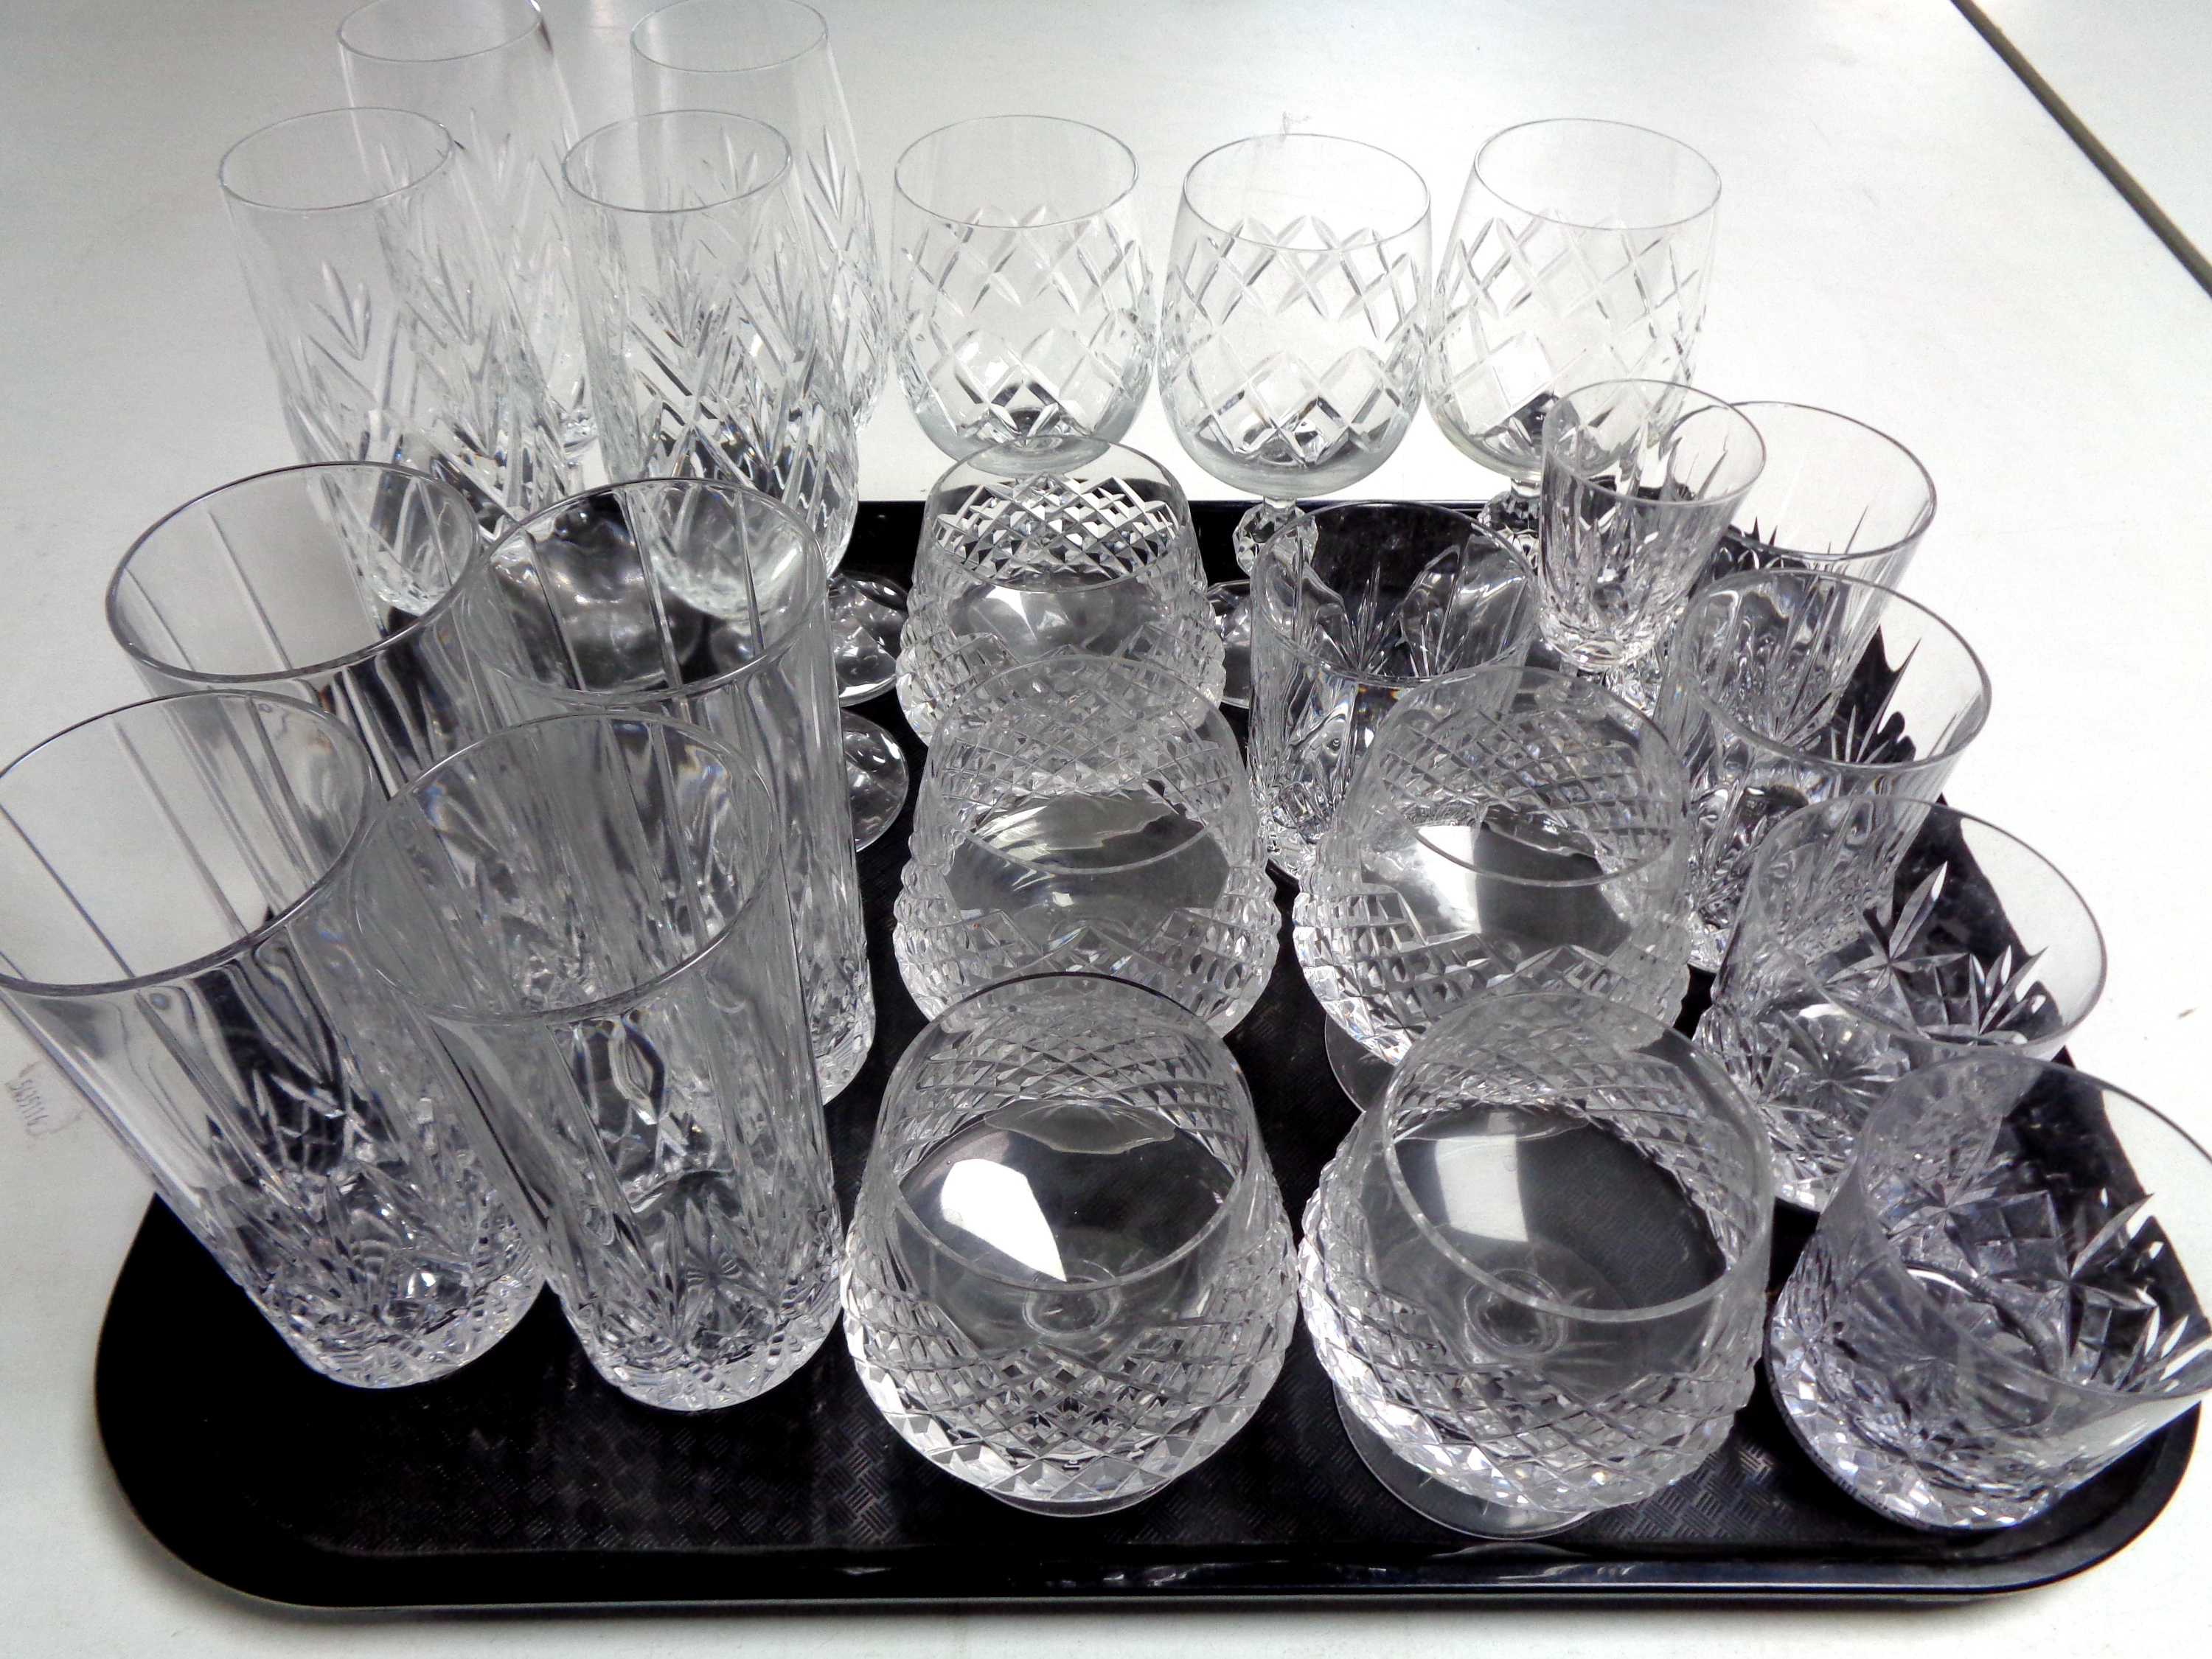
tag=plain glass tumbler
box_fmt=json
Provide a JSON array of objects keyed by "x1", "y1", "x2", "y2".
[{"x1": 0, "y1": 692, "x2": 536, "y2": 1386}]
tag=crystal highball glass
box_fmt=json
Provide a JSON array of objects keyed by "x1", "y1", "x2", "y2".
[
  {"x1": 897, "y1": 438, "x2": 1222, "y2": 742},
  {"x1": 220, "y1": 106, "x2": 571, "y2": 528},
  {"x1": 349, "y1": 712, "x2": 839, "y2": 1412},
  {"x1": 842, "y1": 973, "x2": 1297, "y2": 1513},
  {"x1": 453, "y1": 477, "x2": 872, "y2": 1099},
  {"x1": 894, "y1": 654, "x2": 1278, "y2": 1034},
  {"x1": 891, "y1": 115, "x2": 1151, "y2": 460},
  {"x1": 1657, "y1": 568, "x2": 1990, "y2": 970},
  {"x1": 1698, "y1": 797, "x2": 2105, "y2": 1211},
  {"x1": 1249, "y1": 501, "x2": 1536, "y2": 880},
  {"x1": 338, "y1": 0, "x2": 593, "y2": 455},
  {"x1": 1301, "y1": 990, "x2": 1772, "y2": 1536},
  {"x1": 1295, "y1": 665, "x2": 1692, "y2": 1069},
  {"x1": 0, "y1": 692, "x2": 535, "y2": 1386},
  {"x1": 1768, "y1": 1054, "x2": 2212, "y2": 1528}
]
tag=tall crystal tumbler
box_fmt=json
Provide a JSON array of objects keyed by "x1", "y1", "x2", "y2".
[
  {"x1": 0, "y1": 693, "x2": 535, "y2": 1385},
  {"x1": 891, "y1": 115, "x2": 1152, "y2": 461},
  {"x1": 349, "y1": 713, "x2": 840, "y2": 1411},
  {"x1": 1250, "y1": 501, "x2": 1536, "y2": 880},
  {"x1": 1301, "y1": 990, "x2": 1773, "y2": 1536},
  {"x1": 843, "y1": 973, "x2": 1296, "y2": 1513},
  {"x1": 338, "y1": 0, "x2": 592, "y2": 454},
  {"x1": 893, "y1": 655, "x2": 1278, "y2": 1034},
  {"x1": 108, "y1": 462, "x2": 493, "y2": 796},
  {"x1": 1295, "y1": 666, "x2": 1693, "y2": 1071},
  {"x1": 1769, "y1": 1054, "x2": 2212, "y2": 1528},
  {"x1": 220, "y1": 106, "x2": 571, "y2": 528},
  {"x1": 454, "y1": 477, "x2": 872, "y2": 1098},
  {"x1": 1704, "y1": 403, "x2": 1936, "y2": 594},
  {"x1": 1699, "y1": 798, "x2": 2105, "y2": 1210},
  {"x1": 563, "y1": 109, "x2": 858, "y2": 565},
  {"x1": 631, "y1": 0, "x2": 888, "y2": 418},
  {"x1": 897, "y1": 439, "x2": 1222, "y2": 742},
  {"x1": 1656, "y1": 569, "x2": 1992, "y2": 970}
]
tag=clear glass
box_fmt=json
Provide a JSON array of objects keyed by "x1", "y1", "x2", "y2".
[
  {"x1": 1537, "y1": 380, "x2": 1765, "y2": 678},
  {"x1": 842, "y1": 973, "x2": 1296, "y2": 1513},
  {"x1": 891, "y1": 115, "x2": 1152, "y2": 461},
  {"x1": 894, "y1": 655, "x2": 1278, "y2": 1034},
  {"x1": 1295, "y1": 666, "x2": 1692, "y2": 1070},
  {"x1": 0, "y1": 692, "x2": 535, "y2": 1386},
  {"x1": 1302, "y1": 990, "x2": 1772, "y2": 1535},
  {"x1": 1769, "y1": 1054, "x2": 2212, "y2": 1528},
  {"x1": 630, "y1": 0, "x2": 888, "y2": 420},
  {"x1": 897, "y1": 438, "x2": 1223, "y2": 742},
  {"x1": 563, "y1": 109, "x2": 858, "y2": 566},
  {"x1": 339, "y1": 0, "x2": 593, "y2": 456},
  {"x1": 1703, "y1": 403, "x2": 1936, "y2": 595},
  {"x1": 349, "y1": 712, "x2": 839, "y2": 1411},
  {"x1": 1655, "y1": 569, "x2": 1992, "y2": 970},
  {"x1": 1428, "y1": 119, "x2": 1720, "y2": 480},
  {"x1": 1700, "y1": 798, "x2": 2105, "y2": 1210},
  {"x1": 1248, "y1": 501, "x2": 1536, "y2": 880},
  {"x1": 453, "y1": 477, "x2": 872, "y2": 1099},
  {"x1": 107, "y1": 462, "x2": 493, "y2": 795},
  {"x1": 220, "y1": 106, "x2": 572, "y2": 528}
]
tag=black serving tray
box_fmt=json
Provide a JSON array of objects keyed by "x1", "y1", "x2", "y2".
[{"x1": 93, "y1": 499, "x2": 2194, "y2": 1612}]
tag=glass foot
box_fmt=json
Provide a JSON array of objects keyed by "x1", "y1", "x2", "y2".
[
  {"x1": 1324, "y1": 1017, "x2": 1396, "y2": 1110},
  {"x1": 828, "y1": 572, "x2": 908, "y2": 706},
  {"x1": 1333, "y1": 1391, "x2": 1589, "y2": 1539},
  {"x1": 1207, "y1": 580, "x2": 1252, "y2": 709},
  {"x1": 842, "y1": 712, "x2": 908, "y2": 851}
]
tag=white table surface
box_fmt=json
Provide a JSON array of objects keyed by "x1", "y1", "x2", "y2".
[{"x1": 4, "y1": 0, "x2": 2211, "y2": 1651}]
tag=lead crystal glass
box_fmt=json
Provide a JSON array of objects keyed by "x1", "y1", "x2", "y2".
[
  {"x1": 1302, "y1": 990, "x2": 1772, "y2": 1535},
  {"x1": 350, "y1": 713, "x2": 840, "y2": 1412},
  {"x1": 1699, "y1": 798, "x2": 2105, "y2": 1211},
  {"x1": 1769, "y1": 1055, "x2": 2212, "y2": 1528},
  {"x1": 842, "y1": 973, "x2": 1296, "y2": 1513},
  {"x1": 0, "y1": 693, "x2": 535, "y2": 1386},
  {"x1": 897, "y1": 439, "x2": 1222, "y2": 742},
  {"x1": 894, "y1": 655, "x2": 1278, "y2": 1034}
]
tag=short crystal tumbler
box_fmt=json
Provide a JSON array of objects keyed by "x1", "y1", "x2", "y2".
[
  {"x1": 897, "y1": 439, "x2": 1222, "y2": 741},
  {"x1": 1700, "y1": 798, "x2": 2105, "y2": 1210},
  {"x1": 1705, "y1": 403, "x2": 1935, "y2": 596},
  {"x1": 1657, "y1": 569, "x2": 1992, "y2": 969},
  {"x1": 1301, "y1": 990, "x2": 1773, "y2": 1536},
  {"x1": 1769, "y1": 1054, "x2": 2212, "y2": 1529},
  {"x1": 0, "y1": 692, "x2": 535, "y2": 1385},
  {"x1": 350, "y1": 714, "x2": 841, "y2": 1412},
  {"x1": 1295, "y1": 666, "x2": 1692, "y2": 1066},
  {"x1": 842, "y1": 973, "x2": 1297, "y2": 1513},
  {"x1": 894, "y1": 655, "x2": 1278, "y2": 1034},
  {"x1": 1250, "y1": 501, "x2": 1536, "y2": 879}
]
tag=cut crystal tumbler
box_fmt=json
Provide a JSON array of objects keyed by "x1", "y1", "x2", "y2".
[
  {"x1": 455, "y1": 478, "x2": 872, "y2": 1098},
  {"x1": 220, "y1": 106, "x2": 571, "y2": 528},
  {"x1": 1704, "y1": 403, "x2": 1935, "y2": 597},
  {"x1": 1769, "y1": 1054, "x2": 2212, "y2": 1528},
  {"x1": 897, "y1": 439, "x2": 1222, "y2": 742},
  {"x1": 891, "y1": 115, "x2": 1152, "y2": 460},
  {"x1": 1295, "y1": 666, "x2": 1692, "y2": 1071},
  {"x1": 1699, "y1": 798, "x2": 2105, "y2": 1210},
  {"x1": 1427, "y1": 119, "x2": 1719, "y2": 481},
  {"x1": 1656, "y1": 569, "x2": 1992, "y2": 970},
  {"x1": 108, "y1": 462, "x2": 493, "y2": 795},
  {"x1": 351, "y1": 713, "x2": 840, "y2": 1412},
  {"x1": 843, "y1": 973, "x2": 1296, "y2": 1513},
  {"x1": 0, "y1": 693, "x2": 535, "y2": 1385},
  {"x1": 894, "y1": 655, "x2": 1277, "y2": 1034},
  {"x1": 1249, "y1": 501, "x2": 1535, "y2": 880},
  {"x1": 1301, "y1": 990, "x2": 1772, "y2": 1536},
  {"x1": 338, "y1": 0, "x2": 592, "y2": 453}
]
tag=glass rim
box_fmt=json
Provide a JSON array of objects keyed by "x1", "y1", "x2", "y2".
[
  {"x1": 893, "y1": 114, "x2": 1139, "y2": 229},
  {"x1": 106, "y1": 462, "x2": 487, "y2": 686},
  {"x1": 338, "y1": 0, "x2": 543, "y2": 64},
  {"x1": 562, "y1": 109, "x2": 793, "y2": 215},
  {"x1": 1178, "y1": 131, "x2": 1430, "y2": 249},
  {"x1": 923, "y1": 438, "x2": 1194, "y2": 587},
  {"x1": 1542, "y1": 380, "x2": 1767, "y2": 507},
  {"x1": 0, "y1": 691, "x2": 377, "y2": 998},
  {"x1": 1472, "y1": 117, "x2": 1722, "y2": 233},
  {"x1": 218, "y1": 106, "x2": 453, "y2": 213},
  {"x1": 630, "y1": 0, "x2": 829, "y2": 76},
  {"x1": 1729, "y1": 401, "x2": 1938, "y2": 564},
  {"x1": 881, "y1": 970, "x2": 1262, "y2": 1295}
]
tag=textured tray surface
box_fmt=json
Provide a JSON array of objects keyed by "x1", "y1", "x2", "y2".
[{"x1": 92, "y1": 501, "x2": 2193, "y2": 1610}]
